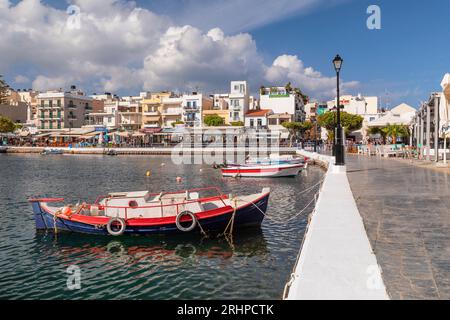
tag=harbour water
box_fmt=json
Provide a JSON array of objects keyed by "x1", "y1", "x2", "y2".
[{"x1": 0, "y1": 154, "x2": 324, "y2": 299}]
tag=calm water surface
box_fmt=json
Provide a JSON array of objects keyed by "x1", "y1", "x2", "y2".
[{"x1": 0, "y1": 154, "x2": 324, "y2": 299}]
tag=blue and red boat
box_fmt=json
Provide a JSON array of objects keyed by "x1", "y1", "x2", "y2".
[{"x1": 29, "y1": 187, "x2": 270, "y2": 236}]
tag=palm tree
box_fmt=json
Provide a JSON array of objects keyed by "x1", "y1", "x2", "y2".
[
  {"x1": 368, "y1": 127, "x2": 387, "y2": 144},
  {"x1": 381, "y1": 124, "x2": 410, "y2": 144}
]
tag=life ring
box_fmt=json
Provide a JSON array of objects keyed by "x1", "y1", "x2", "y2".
[
  {"x1": 106, "y1": 217, "x2": 126, "y2": 236},
  {"x1": 175, "y1": 211, "x2": 197, "y2": 232}
]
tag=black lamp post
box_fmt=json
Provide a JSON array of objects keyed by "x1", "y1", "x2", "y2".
[{"x1": 333, "y1": 54, "x2": 345, "y2": 165}]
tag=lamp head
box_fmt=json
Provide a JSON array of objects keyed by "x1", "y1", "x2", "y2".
[{"x1": 333, "y1": 54, "x2": 343, "y2": 72}]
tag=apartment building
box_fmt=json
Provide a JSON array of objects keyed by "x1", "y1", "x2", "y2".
[
  {"x1": 86, "y1": 99, "x2": 120, "y2": 129},
  {"x1": 327, "y1": 94, "x2": 379, "y2": 120},
  {"x1": 182, "y1": 93, "x2": 213, "y2": 127},
  {"x1": 244, "y1": 109, "x2": 272, "y2": 129},
  {"x1": 141, "y1": 92, "x2": 173, "y2": 128},
  {"x1": 259, "y1": 86, "x2": 306, "y2": 122},
  {"x1": 161, "y1": 96, "x2": 183, "y2": 128},
  {"x1": 228, "y1": 81, "x2": 250, "y2": 123},
  {"x1": 36, "y1": 86, "x2": 92, "y2": 130}
]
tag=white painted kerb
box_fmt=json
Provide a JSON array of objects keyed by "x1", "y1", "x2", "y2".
[{"x1": 285, "y1": 150, "x2": 388, "y2": 300}]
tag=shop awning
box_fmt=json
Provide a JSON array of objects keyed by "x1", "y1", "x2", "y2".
[
  {"x1": 113, "y1": 131, "x2": 131, "y2": 137},
  {"x1": 141, "y1": 127, "x2": 162, "y2": 134},
  {"x1": 34, "y1": 133, "x2": 52, "y2": 138}
]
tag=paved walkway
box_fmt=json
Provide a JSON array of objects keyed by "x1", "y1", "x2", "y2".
[{"x1": 347, "y1": 155, "x2": 450, "y2": 299}]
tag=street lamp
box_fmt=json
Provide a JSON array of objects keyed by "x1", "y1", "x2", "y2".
[{"x1": 333, "y1": 54, "x2": 345, "y2": 165}]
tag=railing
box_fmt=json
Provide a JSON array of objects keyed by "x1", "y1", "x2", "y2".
[{"x1": 93, "y1": 187, "x2": 229, "y2": 220}]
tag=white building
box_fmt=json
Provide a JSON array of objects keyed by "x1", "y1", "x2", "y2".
[
  {"x1": 228, "y1": 81, "x2": 250, "y2": 123},
  {"x1": 327, "y1": 94, "x2": 379, "y2": 119},
  {"x1": 182, "y1": 93, "x2": 213, "y2": 127},
  {"x1": 244, "y1": 109, "x2": 272, "y2": 129},
  {"x1": 86, "y1": 99, "x2": 121, "y2": 129},
  {"x1": 161, "y1": 96, "x2": 183, "y2": 128},
  {"x1": 259, "y1": 86, "x2": 305, "y2": 122}
]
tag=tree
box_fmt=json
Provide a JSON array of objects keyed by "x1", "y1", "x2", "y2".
[
  {"x1": 0, "y1": 116, "x2": 16, "y2": 133},
  {"x1": 171, "y1": 120, "x2": 185, "y2": 127},
  {"x1": 282, "y1": 121, "x2": 313, "y2": 147},
  {"x1": 230, "y1": 121, "x2": 244, "y2": 126},
  {"x1": 381, "y1": 124, "x2": 410, "y2": 144},
  {"x1": 317, "y1": 111, "x2": 364, "y2": 141},
  {"x1": 294, "y1": 87, "x2": 309, "y2": 105},
  {"x1": 259, "y1": 86, "x2": 266, "y2": 95},
  {"x1": 368, "y1": 127, "x2": 387, "y2": 144},
  {"x1": 204, "y1": 114, "x2": 225, "y2": 127},
  {"x1": 285, "y1": 82, "x2": 293, "y2": 93},
  {"x1": 0, "y1": 75, "x2": 10, "y2": 105}
]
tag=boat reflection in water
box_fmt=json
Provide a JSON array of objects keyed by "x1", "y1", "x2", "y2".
[{"x1": 36, "y1": 228, "x2": 269, "y2": 266}]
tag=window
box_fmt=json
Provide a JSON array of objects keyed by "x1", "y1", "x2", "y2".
[
  {"x1": 234, "y1": 85, "x2": 239, "y2": 90},
  {"x1": 187, "y1": 101, "x2": 191, "y2": 108},
  {"x1": 49, "y1": 100, "x2": 53, "y2": 107},
  {"x1": 41, "y1": 100, "x2": 44, "y2": 107},
  {"x1": 240, "y1": 84, "x2": 245, "y2": 93},
  {"x1": 192, "y1": 101, "x2": 197, "y2": 108},
  {"x1": 250, "y1": 119, "x2": 254, "y2": 127},
  {"x1": 57, "y1": 99, "x2": 61, "y2": 107},
  {"x1": 108, "y1": 117, "x2": 112, "y2": 123},
  {"x1": 257, "y1": 119, "x2": 262, "y2": 127}
]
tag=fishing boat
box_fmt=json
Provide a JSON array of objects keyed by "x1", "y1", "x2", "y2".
[
  {"x1": 41, "y1": 148, "x2": 64, "y2": 155},
  {"x1": 29, "y1": 187, "x2": 270, "y2": 236},
  {"x1": 246, "y1": 154, "x2": 303, "y2": 165},
  {"x1": 221, "y1": 162, "x2": 305, "y2": 178}
]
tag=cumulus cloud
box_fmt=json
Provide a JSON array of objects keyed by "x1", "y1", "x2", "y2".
[
  {"x1": 0, "y1": 0, "x2": 358, "y2": 100},
  {"x1": 14, "y1": 75, "x2": 30, "y2": 84},
  {"x1": 140, "y1": 25, "x2": 265, "y2": 92},
  {"x1": 265, "y1": 55, "x2": 359, "y2": 99}
]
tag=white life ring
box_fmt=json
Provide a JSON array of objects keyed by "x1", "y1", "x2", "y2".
[
  {"x1": 106, "y1": 217, "x2": 126, "y2": 236},
  {"x1": 175, "y1": 211, "x2": 197, "y2": 232}
]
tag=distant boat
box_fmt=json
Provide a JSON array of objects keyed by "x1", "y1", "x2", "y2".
[
  {"x1": 29, "y1": 187, "x2": 270, "y2": 236},
  {"x1": 41, "y1": 148, "x2": 63, "y2": 155},
  {"x1": 104, "y1": 149, "x2": 118, "y2": 156},
  {"x1": 221, "y1": 162, "x2": 305, "y2": 178},
  {"x1": 246, "y1": 154, "x2": 303, "y2": 165}
]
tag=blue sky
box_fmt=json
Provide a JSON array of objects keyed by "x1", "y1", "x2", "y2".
[{"x1": 3, "y1": 0, "x2": 449, "y2": 108}]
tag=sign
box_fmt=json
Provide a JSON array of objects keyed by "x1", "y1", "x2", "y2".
[{"x1": 94, "y1": 126, "x2": 108, "y2": 133}]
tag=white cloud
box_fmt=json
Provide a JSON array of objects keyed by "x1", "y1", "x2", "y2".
[
  {"x1": 0, "y1": 0, "x2": 358, "y2": 101},
  {"x1": 265, "y1": 55, "x2": 359, "y2": 99},
  {"x1": 148, "y1": 0, "x2": 351, "y2": 34},
  {"x1": 14, "y1": 75, "x2": 30, "y2": 84}
]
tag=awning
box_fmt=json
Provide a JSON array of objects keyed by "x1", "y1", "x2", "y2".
[
  {"x1": 113, "y1": 131, "x2": 131, "y2": 137},
  {"x1": 132, "y1": 132, "x2": 146, "y2": 137},
  {"x1": 280, "y1": 132, "x2": 290, "y2": 139},
  {"x1": 34, "y1": 133, "x2": 52, "y2": 138},
  {"x1": 79, "y1": 132, "x2": 101, "y2": 139},
  {"x1": 141, "y1": 127, "x2": 162, "y2": 134}
]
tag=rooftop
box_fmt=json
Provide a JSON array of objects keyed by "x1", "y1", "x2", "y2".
[{"x1": 245, "y1": 109, "x2": 272, "y2": 117}]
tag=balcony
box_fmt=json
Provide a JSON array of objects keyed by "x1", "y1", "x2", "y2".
[{"x1": 143, "y1": 111, "x2": 160, "y2": 116}]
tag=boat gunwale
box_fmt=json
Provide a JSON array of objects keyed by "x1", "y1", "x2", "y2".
[{"x1": 32, "y1": 190, "x2": 270, "y2": 227}]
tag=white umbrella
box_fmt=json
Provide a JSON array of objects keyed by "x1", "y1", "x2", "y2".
[{"x1": 98, "y1": 132, "x2": 104, "y2": 145}]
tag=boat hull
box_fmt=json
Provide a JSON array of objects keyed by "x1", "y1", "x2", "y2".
[
  {"x1": 30, "y1": 193, "x2": 269, "y2": 236},
  {"x1": 221, "y1": 164, "x2": 304, "y2": 177}
]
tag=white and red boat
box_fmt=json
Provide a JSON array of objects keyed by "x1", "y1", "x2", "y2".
[
  {"x1": 29, "y1": 187, "x2": 270, "y2": 236},
  {"x1": 221, "y1": 162, "x2": 305, "y2": 178}
]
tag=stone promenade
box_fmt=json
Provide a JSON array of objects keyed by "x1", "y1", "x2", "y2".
[{"x1": 347, "y1": 155, "x2": 450, "y2": 299}]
